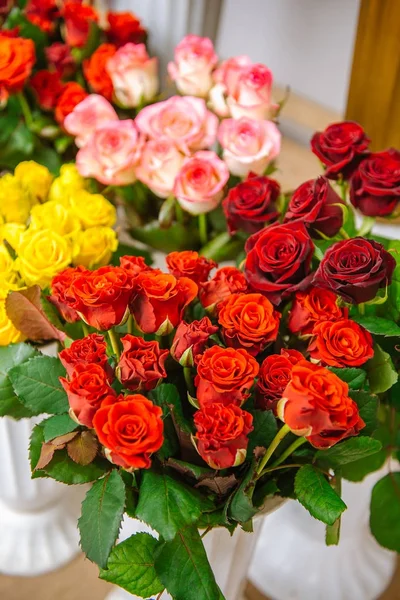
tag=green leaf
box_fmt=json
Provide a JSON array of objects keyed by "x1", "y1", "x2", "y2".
[
  {"x1": 151, "y1": 383, "x2": 192, "y2": 434},
  {"x1": 350, "y1": 391, "x2": 379, "y2": 435},
  {"x1": 370, "y1": 472, "x2": 400, "y2": 552},
  {"x1": 34, "y1": 143, "x2": 62, "y2": 174},
  {"x1": 315, "y1": 437, "x2": 382, "y2": 468},
  {"x1": 0, "y1": 343, "x2": 37, "y2": 419},
  {"x1": 229, "y1": 461, "x2": 258, "y2": 523},
  {"x1": 130, "y1": 221, "x2": 200, "y2": 253},
  {"x1": 136, "y1": 470, "x2": 208, "y2": 541},
  {"x1": 0, "y1": 120, "x2": 35, "y2": 169},
  {"x1": 154, "y1": 526, "x2": 221, "y2": 600},
  {"x1": 340, "y1": 426, "x2": 389, "y2": 482},
  {"x1": 8, "y1": 355, "x2": 68, "y2": 415},
  {"x1": 40, "y1": 450, "x2": 109, "y2": 484},
  {"x1": 167, "y1": 458, "x2": 213, "y2": 480},
  {"x1": 100, "y1": 533, "x2": 164, "y2": 597},
  {"x1": 29, "y1": 423, "x2": 46, "y2": 472},
  {"x1": 352, "y1": 315, "x2": 400, "y2": 337},
  {"x1": 247, "y1": 410, "x2": 278, "y2": 455},
  {"x1": 294, "y1": 465, "x2": 347, "y2": 526},
  {"x1": 79, "y1": 470, "x2": 125, "y2": 568},
  {"x1": 365, "y1": 344, "x2": 398, "y2": 394},
  {"x1": 43, "y1": 414, "x2": 78, "y2": 442},
  {"x1": 328, "y1": 367, "x2": 367, "y2": 390}
]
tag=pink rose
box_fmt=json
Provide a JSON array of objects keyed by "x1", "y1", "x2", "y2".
[
  {"x1": 168, "y1": 34, "x2": 218, "y2": 97},
  {"x1": 218, "y1": 117, "x2": 281, "y2": 177},
  {"x1": 174, "y1": 150, "x2": 229, "y2": 215},
  {"x1": 106, "y1": 43, "x2": 158, "y2": 108},
  {"x1": 64, "y1": 94, "x2": 118, "y2": 148},
  {"x1": 136, "y1": 139, "x2": 185, "y2": 198},
  {"x1": 135, "y1": 95, "x2": 218, "y2": 155},
  {"x1": 76, "y1": 119, "x2": 143, "y2": 185}
]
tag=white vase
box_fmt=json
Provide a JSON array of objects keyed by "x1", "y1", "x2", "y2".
[{"x1": 249, "y1": 468, "x2": 397, "y2": 600}]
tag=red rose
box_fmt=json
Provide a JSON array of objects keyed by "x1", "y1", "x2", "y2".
[
  {"x1": 30, "y1": 70, "x2": 65, "y2": 110},
  {"x1": 350, "y1": 149, "x2": 400, "y2": 217},
  {"x1": 0, "y1": 36, "x2": 35, "y2": 102},
  {"x1": 256, "y1": 349, "x2": 303, "y2": 412},
  {"x1": 166, "y1": 251, "x2": 216, "y2": 285},
  {"x1": 93, "y1": 394, "x2": 164, "y2": 469},
  {"x1": 117, "y1": 334, "x2": 168, "y2": 391},
  {"x1": 119, "y1": 255, "x2": 153, "y2": 278},
  {"x1": 45, "y1": 43, "x2": 75, "y2": 77},
  {"x1": 199, "y1": 266, "x2": 248, "y2": 314},
  {"x1": 26, "y1": 0, "x2": 59, "y2": 33},
  {"x1": 83, "y1": 43, "x2": 116, "y2": 102},
  {"x1": 106, "y1": 12, "x2": 147, "y2": 47},
  {"x1": 218, "y1": 292, "x2": 280, "y2": 355},
  {"x1": 59, "y1": 333, "x2": 113, "y2": 380},
  {"x1": 49, "y1": 266, "x2": 88, "y2": 323},
  {"x1": 278, "y1": 360, "x2": 365, "y2": 448},
  {"x1": 308, "y1": 319, "x2": 374, "y2": 368},
  {"x1": 63, "y1": 1, "x2": 98, "y2": 48},
  {"x1": 311, "y1": 121, "x2": 370, "y2": 180},
  {"x1": 193, "y1": 403, "x2": 253, "y2": 469},
  {"x1": 131, "y1": 271, "x2": 198, "y2": 335},
  {"x1": 288, "y1": 287, "x2": 348, "y2": 336},
  {"x1": 171, "y1": 317, "x2": 218, "y2": 367},
  {"x1": 60, "y1": 363, "x2": 116, "y2": 427},
  {"x1": 195, "y1": 345, "x2": 259, "y2": 407},
  {"x1": 245, "y1": 221, "x2": 315, "y2": 305},
  {"x1": 55, "y1": 82, "x2": 88, "y2": 125},
  {"x1": 313, "y1": 237, "x2": 396, "y2": 304},
  {"x1": 284, "y1": 176, "x2": 344, "y2": 238},
  {"x1": 222, "y1": 174, "x2": 280, "y2": 235}
]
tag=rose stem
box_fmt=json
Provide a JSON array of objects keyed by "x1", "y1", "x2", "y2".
[
  {"x1": 175, "y1": 201, "x2": 185, "y2": 225},
  {"x1": 256, "y1": 423, "x2": 291, "y2": 476},
  {"x1": 127, "y1": 314, "x2": 134, "y2": 335},
  {"x1": 325, "y1": 474, "x2": 342, "y2": 546},
  {"x1": 183, "y1": 366, "x2": 195, "y2": 397},
  {"x1": 102, "y1": 185, "x2": 113, "y2": 196},
  {"x1": 82, "y1": 322, "x2": 90, "y2": 337},
  {"x1": 108, "y1": 329, "x2": 121, "y2": 361},
  {"x1": 198, "y1": 213, "x2": 208, "y2": 246},
  {"x1": 339, "y1": 227, "x2": 350, "y2": 239},
  {"x1": 17, "y1": 92, "x2": 33, "y2": 128},
  {"x1": 358, "y1": 302, "x2": 366, "y2": 315},
  {"x1": 268, "y1": 437, "x2": 307, "y2": 469}
]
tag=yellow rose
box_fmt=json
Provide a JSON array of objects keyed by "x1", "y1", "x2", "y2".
[
  {"x1": 49, "y1": 163, "x2": 87, "y2": 204},
  {"x1": 30, "y1": 202, "x2": 81, "y2": 238},
  {"x1": 0, "y1": 244, "x2": 24, "y2": 300},
  {"x1": 15, "y1": 228, "x2": 73, "y2": 288},
  {"x1": 14, "y1": 161, "x2": 53, "y2": 205},
  {"x1": 70, "y1": 190, "x2": 116, "y2": 229},
  {"x1": 0, "y1": 223, "x2": 26, "y2": 251},
  {"x1": 0, "y1": 175, "x2": 31, "y2": 224},
  {"x1": 0, "y1": 300, "x2": 25, "y2": 345},
  {"x1": 73, "y1": 227, "x2": 118, "y2": 268}
]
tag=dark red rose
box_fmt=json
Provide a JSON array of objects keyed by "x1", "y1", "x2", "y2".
[
  {"x1": 45, "y1": 43, "x2": 75, "y2": 77},
  {"x1": 311, "y1": 121, "x2": 370, "y2": 180},
  {"x1": 244, "y1": 221, "x2": 315, "y2": 305},
  {"x1": 106, "y1": 12, "x2": 146, "y2": 47},
  {"x1": 30, "y1": 70, "x2": 65, "y2": 110},
  {"x1": 59, "y1": 333, "x2": 114, "y2": 381},
  {"x1": 284, "y1": 176, "x2": 344, "y2": 238},
  {"x1": 313, "y1": 237, "x2": 396, "y2": 304},
  {"x1": 256, "y1": 349, "x2": 303, "y2": 412},
  {"x1": 350, "y1": 149, "x2": 400, "y2": 217},
  {"x1": 166, "y1": 251, "x2": 216, "y2": 285},
  {"x1": 55, "y1": 82, "x2": 88, "y2": 125},
  {"x1": 49, "y1": 266, "x2": 88, "y2": 323},
  {"x1": 117, "y1": 334, "x2": 168, "y2": 392},
  {"x1": 193, "y1": 403, "x2": 253, "y2": 469},
  {"x1": 171, "y1": 317, "x2": 218, "y2": 366},
  {"x1": 63, "y1": 1, "x2": 98, "y2": 48},
  {"x1": 222, "y1": 173, "x2": 280, "y2": 235},
  {"x1": 199, "y1": 266, "x2": 248, "y2": 314}
]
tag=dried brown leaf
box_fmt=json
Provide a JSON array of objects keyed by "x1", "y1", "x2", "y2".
[{"x1": 67, "y1": 431, "x2": 98, "y2": 465}]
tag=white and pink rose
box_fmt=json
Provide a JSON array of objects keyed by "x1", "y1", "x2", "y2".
[
  {"x1": 168, "y1": 34, "x2": 218, "y2": 97},
  {"x1": 136, "y1": 139, "x2": 185, "y2": 198},
  {"x1": 64, "y1": 94, "x2": 118, "y2": 148}
]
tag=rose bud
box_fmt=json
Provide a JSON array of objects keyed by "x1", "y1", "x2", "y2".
[
  {"x1": 192, "y1": 403, "x2": 253, "y2": 469},
  {"x1": 171, "y1": 317, "x2": 218, "y2": 367},
  {"x1": 117, "y1": 335, "x2": 168, "y2": 391},
  {"x1": 350, "y1": 149, "x2": 400, "y2": 217},
  {"x1": 168, "y1": 34, "x2": 218, "y2": 97},
  {"x1": 244, "y1": 221, "x2": 315, "y2": 305},
  {"x1": 313, "y1": 237, "x2": 396, "y2": 304},
  {"x1": 310, "y1": 121, "x2": 370, "y2": 180},
  {"x1": 59, "y1": 333, "x2": 114, "y2": 380},
  {"x1": 30, "y1": 70, "x2": 65, "y2": 110},
  {"x1": 106, "y1": 12, "x2": 146, "y2": 47},
  {"x1": 166, "y1": 251, "x2": 216, "y2": 285},
  {"x1": 64, "y1": 94, "x2": 118, "y2": 149},
  {"x1": 60, "y1": 364, "x2": 116, "y2": 428},
  {"x1": 195, "y1": 345, "x2": 259, "y2": 407},
  {"x1": 199, "y1": 266, "x2": 248, "y2": 314},
  {"x1": 45, "y1": 43, "x2": 75, "y2": 77},
  {"x1": 222, "y1": 173, "x2": 280, "y2": 235},
  {"x1": 218, "y1": 292, "x2": 280, "y2": 355},
  {"x1": 278, "y1": 360, "x2": 365, "y2": 448},
  {"x1": 288, "y1": 287, "x2": 348, "y2": 336},
  {"x1": 131, "y1": 271, "x2": 198, "y2": 335},
  {"x1": 49, "y1": 266, "x2": 88, "y2": 323},
  {"x1": 308, "y1": 319, "x2": 374, "y2": 368},
  {"x1": 83, "y1": 43, "x2": 116, "y2": 102},
  {"x1": 93, "y1": 394, "x2": 164, "y2": 470},
  {"x1": 256, "y1": 349, "x2": 303, "y2": 412},
  {"x1": 284, "y1": 176, "x2": 345, "y2": 238}
]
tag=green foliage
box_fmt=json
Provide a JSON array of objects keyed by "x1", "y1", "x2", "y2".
[
  {"x1": 370, "y1": 472, "x2": 400, "y2": 552},
  {"x1": 38, "y1": 448, "x2": 110, "y2": 484},
  {"x1": 353, "y1": 316, "x2": 400, "y2": 337},
  {"x1": 328, "y1": 367, "x2": 367, "y2": 390},
  {"x1": 315, "y1": 437, "x2": 382, "y2": 469},
  {"x1": 0, "y1": 343, "x2": 37, "y2": 419},
  {"x1": 130, "y1": 221, "x2": 200, "y2": 253},
  {"x1": 350, "y1": 391, "x2": 379, "y2": 435},
  {"x1": 0, "y1": 120, "x2": 35, "y2": 170},
  {"x1": 366, "y1": 344, "x2": 398, "y2": 394},
  {"x1": 340, "y1": 426, "x2": 389, "y2": 482},
  {"x1": 43, "y1": 414, "x2": 79, "y2": 442},
  {"x1": 228, "y1": 461, "x2": 258, "y2": 523},
  {"x1": 247, "y1": 410, "x2": 277, "y2": 456},
  {"x1": 294, "y1": 465, "x2": 347, "y2": 526}
]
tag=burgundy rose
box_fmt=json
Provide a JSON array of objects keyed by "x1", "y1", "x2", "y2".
[
  {"x1": 171, "y1": 317, "x2": 218, "y2": 367},
  {"x1": 350, "y1": 149, "x2": 400, "y2": 217},
  {"x1": 222, "y1": 174, "x2": 280, "y2": 235},
  {"x1": 117, "y1": 335, "x2": 168, "y2": 392},
  {"x1": 284, "y1": 176, "x2": 344, "y2": 238},
  {"x1": 311, "y1": 121, "x2": 370, "y2": 180},
  {"x1": 244, "y1": 221, "x2": 315, "y2": 305},
  {"x1": 313, "y1": 237, "x2": 396, "y2": 304}
]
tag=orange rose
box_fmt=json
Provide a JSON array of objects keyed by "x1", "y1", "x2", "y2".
[
  {"x1": 0, "y1": 37, "x2": 35, "y2": 102},
  {"x1": 256, "y1": 349, "x2": 303, "y2": 412},
  {"x1": 166, "y1": 251, "x2": 216, "y2": 285},
  {"x1": 63, "y1": 1, "x2": 98, "y2": 48},
  {"x1": 83, "y1": 43, "x2": 116, "y2": 101},
  {"x1": 195, "y1": 345, "x2": 259, "y2": 407},
  {"x1": 308, "y1": 319, "x2": 374, "y2": 367},
  {"x1": 288, "y1": 286, "x2": 348, "y2": 336},
  {"x1": 278, "y1": 360, "x2": 365, "y2": 448},
  {"x1": 199, "y1": 266, "x2": 248, "y2": 314},
  {"x1": 218, "y1": 292, "x2": 280, "y2": 355},
  {"x1": 55, "y1": 82, "x2": 88, "y2": 125},
  {"x1": 119, "y1": 255, "x2": 153, "y2": 278}
]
